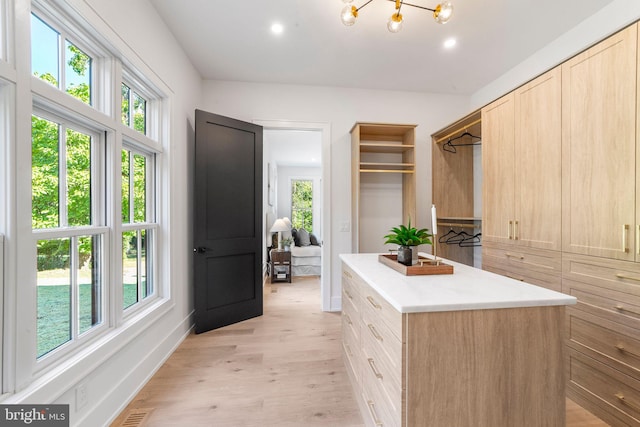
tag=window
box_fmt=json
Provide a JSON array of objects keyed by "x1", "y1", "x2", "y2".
[
  {"x1": 31, "y1": 12, "x2": 92, "y2": 105},
  {"x1": 121, "y1": 147, "x2": 156, "y2": 310},
  {"x1": 121, "y1": 82, "x2": 147, "y2": 134},
  {"x1": 291, "y1": 179, "x2": 313, "y2": 232},
  {"x1": 31, "y1": 112, "x2": 106, "y2": 359}
]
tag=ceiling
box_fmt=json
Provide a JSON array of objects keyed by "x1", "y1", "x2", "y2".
[
  {"x1": 264, "y1": 129, "x2": 322, "y2": 168},
  {"x1": 149, "y1": 0, "x2": 614, "y2": 95}
]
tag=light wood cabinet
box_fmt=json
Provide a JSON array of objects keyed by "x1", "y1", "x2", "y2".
[
  {"x1": 482, "y1": 67, "x2": 562, "y2": 250},
  {"x1": 343, "y1": 264, "x2": 567, "y2": 427},
  {"x1": 561, "y1": 24, "x2": 637, "y2": 261},
  {"x1": 351, "y1": 123, "x2": 417, "y2": 254}
]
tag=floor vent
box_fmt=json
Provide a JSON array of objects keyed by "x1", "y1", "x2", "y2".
[{"x1": 119, "y1": 408, "x2": 154, "y2": 427}]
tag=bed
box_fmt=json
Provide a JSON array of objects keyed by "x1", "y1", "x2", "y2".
[{"x1": 290, "y1": 228, "x2": 322, "y2": 276}]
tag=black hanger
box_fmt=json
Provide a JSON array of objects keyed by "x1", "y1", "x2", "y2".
[
  {"x1": 459, "y1": 232, "x2": 482, "y2": 247},
  {"x1": 438, "y1": 229, "x2": 458, "y2": 243},
  {"x1": 445, "y1": 230, "x2": 473, "y2": 245},
  {"x1": 443, "y1": 131, "x2": 481, "y2": 153}
]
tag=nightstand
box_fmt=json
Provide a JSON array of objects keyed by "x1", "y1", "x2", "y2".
[{"x1": 270, "y1": 249, "x2": 291, "y2": 283}]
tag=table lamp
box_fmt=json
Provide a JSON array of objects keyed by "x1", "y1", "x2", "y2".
[{"x1": 270, "y1": 218, "x2": 289, "y2": 250}]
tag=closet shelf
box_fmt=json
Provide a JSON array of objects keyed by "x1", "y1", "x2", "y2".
[
  {"x1": 438, "y1": 216, "x2": 481, "y2": 222},
  {"x1": 360, "y1": 162, "x2": 414, "y2": 168},
  {"x1": 360, "y1": 169, "x2": 414, "y2": 174},
  {"x1": 360, "y1": 143, "x2": 414, "y2": 153}
]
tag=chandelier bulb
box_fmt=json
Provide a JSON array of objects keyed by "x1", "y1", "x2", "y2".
[
  {"x1": 387, "y1": 13, "x2": 403, "y2": 33},
  {"x1": 433, "y1": 1, "x2": 453, "y2": 24},
  {"x1": 341, "y1": 5, "x2": 358, "y2": 26}
]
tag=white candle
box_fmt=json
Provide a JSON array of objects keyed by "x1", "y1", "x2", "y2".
[{"x1": 431, "y1": 204, "x2": 438, "y2": 235}]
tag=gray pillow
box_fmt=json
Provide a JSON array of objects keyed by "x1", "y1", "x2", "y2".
[
  {"x1": 297, "y1": 228, "x2": 311, "y2": 246},
  {"x1": 310, "y1": 233, "x2": 319, "y2": 246}
]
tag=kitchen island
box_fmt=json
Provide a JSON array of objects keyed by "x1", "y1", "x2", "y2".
[{"x1": 340, "y1": 253, "x2": 576, "y2": 427}]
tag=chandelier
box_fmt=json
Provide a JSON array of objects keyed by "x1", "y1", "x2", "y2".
[{"x1": 340, "y1": 0, "x2": 453, "y2": 33}]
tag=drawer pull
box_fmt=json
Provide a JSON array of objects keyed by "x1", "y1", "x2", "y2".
[
  {"x1": 615, "y1": 304, "x2": 640, "y2": 317},
  {"x1": 505, "y1": 253, "x2": 524, "y2": 260},
  {"x1": 508, "y1": 221, "x2": 513, "y2": 240},
  {"x1": 616, "y1": 273, "x2": 640, "y2": 282},
  {"x1": 616, "y1": 344, "x2": 640, "y2": 358},
  {"x1": 344, "y1": 313, "x2": 353, "y2": 325},
  {"x1": 615, "y1": 392, "x2": 640, "y2": 413},
  {"x1": 344, "y1": 289, "x2": 354, "y2": 300},
  {"x1": 637, "y1": 225, "x2": 640, "y2": 256},
  {"x1": 344, "y1": 270, "x2": 352, "y2": 278},
  {"x1": 345, "y1": 343, "x2": 353, "y2": 357},
  {"x1": 366, "y1": 400, "x2": 384, "y2": 426},
  {"x1": 505, "y1": 274, "x2": 525, "y2": 282},
  {"x1": 367, "y1": 323, "x2": 383, "y2": 342},
  {"x1": 514, "y1": 220, "x2": 519, "y2": 241},
  {"x1": 367, "y1": 358, "x2": 383, "y2": 379},
  {"x1": 367, "y1": 296, "x2": 382, "y2": 309}
]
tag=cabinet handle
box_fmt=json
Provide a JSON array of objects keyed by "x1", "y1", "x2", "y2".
[
  {"x1": 367, "y1": 358, "x2": 383, "y2": 379},
  {"x1": 344, "y1": 270, "x2": 352, "y2": 278},
  {"x1": 614, "y1": 304, "x2": 640, "y2": 317},
  {"x1": 637, "y1": 225, "x2": 640, "y2": 256},
  {"x1": 505, "y1": 253, "x2": 524, "y2": 260},
  {"x1": 344, "y1": 313, "x2": 353, "y2": 325},
  {"x1": 615, "y1": 273, "x2": 640, "y2": 283},
  {"x1": 616, "y1": 343, "x2": 640, "y2": 359},
  {"x1": 508, "y1": 221, "x2": 513, "y2": 240},
  {"x1": 367, "y1": 296, "x2": 382, "y2": 309},
  {"x1": 505, "y1": 274, "x2": 525, "y2": 282},
  {"x1": 514, "y1": 221, "x2": 519, "y2": 240},
  {"x1": 368, "y1": 324, "x2": 383, "y2": 342},
  {"x1": 623, "y1": 224, "x2": 630, "y2": 253},
  {"x1": 344, "y1": 289, "x2": 353, "y2": 300},
  {"x1": 366, "y1": 400, "x2": 384, "y2": 426},
  {"x1": 615, "y1": 393, "x2": 640, "y2": 413}
]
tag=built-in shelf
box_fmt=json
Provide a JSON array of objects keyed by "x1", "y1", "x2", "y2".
[{"x1": 360, "y1": 143, "x2": 415, "y2": 153}]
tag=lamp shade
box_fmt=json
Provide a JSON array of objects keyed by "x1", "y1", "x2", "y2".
[
  {"x1": 282, "y1": 217, "x2": 292, "y2": 229},
  {"x1": 270, "y1": 219, "x2": 289, "y2": 233}
]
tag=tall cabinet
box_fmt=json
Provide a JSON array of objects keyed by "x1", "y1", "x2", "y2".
[
  {"x1": 481, "y1": 67, "x2": 563, "y2": 292},
  {"x1": 351, "y1": 123, "x2": 417, "y2": 253}
]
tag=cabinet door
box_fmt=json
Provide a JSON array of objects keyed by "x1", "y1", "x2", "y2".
[
  {"x1": 562, "y1": 24, "x2": 637, "y2": 261},
  {"x1": 482, "y1": 93, "x2": 515, "y2": 244},
  {"x1": 514, "y1": 67, "x2": 562, "y2": 250}
]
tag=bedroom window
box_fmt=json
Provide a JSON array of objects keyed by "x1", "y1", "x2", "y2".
[
  {"x1": 291, "y1": 179, "x2": 313, "y2": 232},
  {"x1": 121, "y1": 82, "x2": 147, "y2": 135}
]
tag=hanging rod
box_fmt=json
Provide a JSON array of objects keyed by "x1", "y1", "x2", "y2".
[
  {"x1": 437, "y1": 222, "x2": 481, "y2": 229},
  {"x1": 434, "y1": 118, "x2": 482, "y2": 144}
]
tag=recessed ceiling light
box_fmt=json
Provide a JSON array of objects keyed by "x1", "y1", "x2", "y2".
[
  {"x1": 444, "y1": 38, "x2": 457, "y2": 49},
  {"x1": 271, "y1": 23, "x2": 284, "y2": 35}
]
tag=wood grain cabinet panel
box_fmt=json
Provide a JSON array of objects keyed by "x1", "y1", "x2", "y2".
[{"x1": 561, "y1": 24, "x2": 637, "y2": 261}]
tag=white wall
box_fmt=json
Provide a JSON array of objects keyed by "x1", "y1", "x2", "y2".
[
  {"x1": 471, "y1": 0, "x2": 640, "y2": 109},
  {"x1": 198, "y1": 81, "x2": 470, "y2": 308},
  {"x1": 7, "y1": 0, "x2": 201, "y2": 425}
]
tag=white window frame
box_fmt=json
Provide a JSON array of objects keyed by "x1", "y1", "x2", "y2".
[{"x1": 30, "y1": 105, "x2": 110, "y2": 370}]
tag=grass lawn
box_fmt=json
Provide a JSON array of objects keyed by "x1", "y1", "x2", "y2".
[{"x1": 37, "y1": 282, "x2": 138, "y2": 358}]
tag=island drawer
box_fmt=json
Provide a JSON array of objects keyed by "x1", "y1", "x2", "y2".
[
  {"x1": 361, "y1": 301, "x2": 403, "y2": 368},
  {"x1": 343, "y1": 338, "x2": 361, "y2": 390},
  {"x1": 342, "y1": 284, "x2": 361, "y2": 324},
  {"x1": 361, "y1": 366, "x2": 401, "y2": 427},
  {"x1": 568, "y1": 347, "x2": 640, "y2": 426},
  {"x1": 567, "y1": 308, "x2": 640, "y2": 379},
  {"x1": 343, "y1": 266, "x2": 362, "y2": 301},
  {"x1": 360, "y1": 282, "x2": 403, "y2": 341},
  {"x1": 342, "y1": 302, "x2": 361, "y2": 351},
  {"x1": 362, "y1": 321, "x2": 403, "y2": 410}
]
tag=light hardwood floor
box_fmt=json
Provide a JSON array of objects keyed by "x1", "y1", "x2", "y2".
[{"x1": 112, "y1": 276, "x2": 608, "y2": 427}]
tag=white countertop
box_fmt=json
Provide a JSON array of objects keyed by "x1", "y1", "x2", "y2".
[{"x1": 339, "y1": 253, "x2": 577, "y2": 314}]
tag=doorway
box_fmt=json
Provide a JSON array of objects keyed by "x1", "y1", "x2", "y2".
[{"x1": 255, "y1": 120, "x2": 331, "y2": 311}]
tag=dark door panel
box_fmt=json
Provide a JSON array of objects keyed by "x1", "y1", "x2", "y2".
[{"x1": 194, "y1": 110, "x2": 263, "y2": 333}]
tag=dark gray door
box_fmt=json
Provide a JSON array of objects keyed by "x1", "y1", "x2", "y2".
[{"x1": 193, "y1": 109, "x2": 263, "y2": 334}]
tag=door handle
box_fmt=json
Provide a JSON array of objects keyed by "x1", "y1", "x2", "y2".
[{"x1": 194, "y1": 247, "x2": 210, "y2": 254}]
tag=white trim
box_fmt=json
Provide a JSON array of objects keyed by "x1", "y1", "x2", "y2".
[{"x1": 254, "y1": 120, "x2": 332, "y2": 312}]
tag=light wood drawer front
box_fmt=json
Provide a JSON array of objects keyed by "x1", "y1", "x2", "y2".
[
  {"x1": 361, "y1": 301, "x2": 403, "y2": 369},
  {"x1": 361, "y1": 283, "x2": 403, "y2": 341},
  {"x1": 483, "y1": 261, "x2": 562, "y2": 292},
  {"x1": 362, "y1": 325, "x2": 402, "y2": 413},
  {"x1": 343, "y1": 268, "x2": 362, "y2": 308},
  {"x1": 342, "y1": 302, "x2": 361, "y2": 351},
  {"x1": 568, "y1": 348, "x2": 640, "y2": 425},
  {"x1": 483, "y1": 242, "x2": 561, "y2": 274},
  {"x1": 343, "y1": 339, "x2": 360, "y2": 389},
  {"x1": 563, "y1": 253, "x2": 640, "y2": 297},
  {"x1": 564, "y1": 278, "x2": 640, "y2": 330},
  {"x1": 568, "y1": 309, "x2": 640, "y2": 377},
  {"x1": 361, "y1": 366, "x2": 401, "y2": 427}
]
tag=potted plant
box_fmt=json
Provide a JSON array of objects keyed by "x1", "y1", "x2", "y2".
[
  {"x1": 282, "y1": 237, "x2": 294, "y2": 251},
  {"x1": 384, "y1": 218, "x2": 432, "y2": 266}
]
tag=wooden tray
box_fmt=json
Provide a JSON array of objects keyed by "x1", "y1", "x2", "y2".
[{"x1": 378, "y1": 254, "x2": 454, "y2": 275}]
